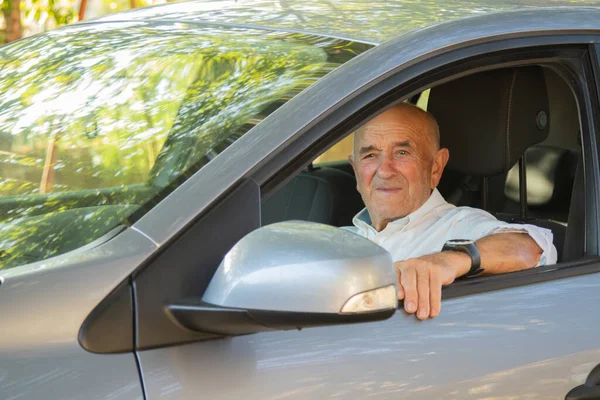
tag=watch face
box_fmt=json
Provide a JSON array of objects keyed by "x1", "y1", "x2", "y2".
[{"x1": 447, "y1": 239, "x2": 474, "y2": 246}]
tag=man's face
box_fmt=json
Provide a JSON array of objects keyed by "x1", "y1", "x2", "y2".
[{"x1": 349, "y1": 106, "x2": 448, "y2": 231}]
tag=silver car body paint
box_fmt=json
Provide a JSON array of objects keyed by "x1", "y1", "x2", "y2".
[
  {"x1": 203, "y1": 221, "x2": 395, "y2": 312},
  {"x1": 140, "y1": 273, "x2": 600, "y2": 399},
  {"x1": 0, "y1": 228, "x2": 156, "y2": 399}
]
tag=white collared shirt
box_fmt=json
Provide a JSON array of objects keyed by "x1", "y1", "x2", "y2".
[{"x1": 345, "y1": 189, "x2": 557, "y2": 265}]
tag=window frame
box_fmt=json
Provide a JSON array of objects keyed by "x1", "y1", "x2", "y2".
[{"x1": 250, "y1": 42, "x2": 600, "y2": 299}]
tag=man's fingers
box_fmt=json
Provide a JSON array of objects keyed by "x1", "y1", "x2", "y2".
[
  {"x1": 430, "y1": 270, "x2": 442, "y2": 318},
  {"x1": 396, "y1": 260, "x2": 444, "y2": 319},
  {"x1": 416, "y1": 267, "x2": 430, "y2": 320},
  {"x1": 400, "y1": 265, "x2": 417, "y2": 314}
]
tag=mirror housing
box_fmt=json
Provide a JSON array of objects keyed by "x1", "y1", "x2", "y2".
[{"x1": 167, "y1": 221, "x2": 397, "y2": 335}]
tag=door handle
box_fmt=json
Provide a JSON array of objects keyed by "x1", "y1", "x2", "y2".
[{"x1": 566, "y1": 364, "x2": 600, "y2": 400}]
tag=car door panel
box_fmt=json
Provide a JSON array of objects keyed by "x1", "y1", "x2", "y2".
[
  {"x1": 0, "y1": 228, "x2": 157, "y2": 400},
  {"x1": 0, "y1": 351, "x2": 143, "y2": 400},
  {"x1": 138, "y1": 273, "x2": 600, "y2": 399}
]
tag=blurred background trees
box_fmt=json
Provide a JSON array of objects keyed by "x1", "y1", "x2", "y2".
[{"x1": 0, "y1": 0, "x2": 172, "y2": 45}]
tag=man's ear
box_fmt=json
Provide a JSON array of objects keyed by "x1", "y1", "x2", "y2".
[
  {"x1": 430, "y1": 148, "x2": 449, "y2": 189},
  {"x1": 348, "y1": 154, "x2": 360, "y2": 191}
]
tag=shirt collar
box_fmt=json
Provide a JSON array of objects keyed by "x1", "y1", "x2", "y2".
[{"x1": 352, "y1": 188, "x2": 447, "y2": 233}]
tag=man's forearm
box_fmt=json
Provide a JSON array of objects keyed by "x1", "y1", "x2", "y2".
[
  {"x1": 474, "y1": 232, "x2": 543, "y2": 275},
  {"x1": 420, "y1": 232, "x2": 542, "y2": 280}
]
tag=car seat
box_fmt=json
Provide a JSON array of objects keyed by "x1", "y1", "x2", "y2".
[
  {"x1": 427, "y1": 66, "x2": 577, "y2": 260},
  {"x1": 261, "y1": 165, "x2": 364, "y2": 227}
]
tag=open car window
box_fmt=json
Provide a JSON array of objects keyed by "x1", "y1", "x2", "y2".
[
  {"x1": 263, "y1": 65, "x2": 583, "y2": 265},
  {"x1": 0, "y1": 22, "x2": 372, "y2": 270}
]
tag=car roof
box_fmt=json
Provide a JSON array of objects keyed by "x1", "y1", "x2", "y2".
[{"x1": 94, "y1": 0, "x2": 600, "y2": 44}]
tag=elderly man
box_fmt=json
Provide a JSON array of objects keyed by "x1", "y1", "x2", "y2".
[{"x1": 347, "y1": 103, "x2": 557, "y2": 320}]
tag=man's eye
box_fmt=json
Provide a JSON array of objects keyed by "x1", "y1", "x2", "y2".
[
  {"x1": 396, "y1": 150, "x2": 408, "y2": 156},
  {"x1": 363, "y1": 153, "x2": 375, "y2": 159}
]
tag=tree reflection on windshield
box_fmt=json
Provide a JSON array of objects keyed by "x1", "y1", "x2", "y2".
[{"x1": 0, "y1": 21, "x2": 372, "y2": 270}]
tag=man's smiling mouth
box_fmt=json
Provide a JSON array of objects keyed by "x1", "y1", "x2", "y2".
[{"x1": 376, "y1": 187, "x2": 402, "y2": 193}]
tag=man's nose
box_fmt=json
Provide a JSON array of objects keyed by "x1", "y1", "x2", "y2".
[{"x1": 376, "y1": 155, "x2": 396, "y2": 179}]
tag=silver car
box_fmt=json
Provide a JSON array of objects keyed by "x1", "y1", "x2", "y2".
[{"x1": 2, "y1": 1, "x2": 600, "y2": 399}]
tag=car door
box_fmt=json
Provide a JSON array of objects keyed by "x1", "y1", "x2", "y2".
[{"x1": 130, "y1": 9, "x2": 600, "y2": 400}]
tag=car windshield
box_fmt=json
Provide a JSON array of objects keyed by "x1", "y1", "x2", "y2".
[{"x1": 0, "y1": 21, "x2": 372, "y2": 270}]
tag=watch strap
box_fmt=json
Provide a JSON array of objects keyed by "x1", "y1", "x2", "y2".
[{"x1": 442, "y1": 240, "x2": 484, "y2": 278}]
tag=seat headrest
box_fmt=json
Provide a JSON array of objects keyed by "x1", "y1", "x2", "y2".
[
  {"x1": 505, "y1": 145, "x2": 579, "y2": 210},
  {"x1": 428, "y1": 67, "x2": 550, "y2": 176}
]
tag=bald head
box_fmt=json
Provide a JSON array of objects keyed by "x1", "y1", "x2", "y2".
[{"x1": 353, "y1": 103, "x2": 440, "y2": 159}]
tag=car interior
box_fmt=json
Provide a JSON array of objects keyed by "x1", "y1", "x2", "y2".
[{"x1": 261, "y1": 65, "x2": 584, "y2": 264}]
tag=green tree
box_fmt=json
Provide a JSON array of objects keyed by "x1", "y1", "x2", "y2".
[{"x1": 2, "y1": 0, "x2": 22, "y2": 43}]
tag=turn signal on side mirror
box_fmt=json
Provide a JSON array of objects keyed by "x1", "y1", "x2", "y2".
[{"x1": 340, "y1": 285, "x2": 397, "y2": 314}]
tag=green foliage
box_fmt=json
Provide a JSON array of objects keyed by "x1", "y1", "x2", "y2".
[
  {"x1": 0, "y1": 0, "x2": 77, "y2": 44},
  {"x1": 25, "y1": 0, "x2": 78, "y2": 28}
]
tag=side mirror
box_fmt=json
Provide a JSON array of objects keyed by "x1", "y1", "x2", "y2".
[{"x1": 166, "y1": 221, "x2": 397, "y2": 336}]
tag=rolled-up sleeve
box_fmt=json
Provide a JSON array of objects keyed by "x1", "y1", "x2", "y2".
[{"x1": 458, "y1": 209, "x2": 558, "y2": 266}]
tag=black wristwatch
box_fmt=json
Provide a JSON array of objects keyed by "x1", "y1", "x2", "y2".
[{"x1": 442, "y1": 239, "x2": 484, "y2": 278}]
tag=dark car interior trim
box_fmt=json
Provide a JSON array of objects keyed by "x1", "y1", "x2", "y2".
[
  {"x1": 579, "y1": 44, "x2": 600, "y2": 255},
  {"x1": 593, "y1": 45, "x2": 600, "y2": 105},
  {"x1": 78, "y1": 279, "x2": 134, "y2": 354},
  {"x1": 133, "y1": 178, "x2": 261, "y2": 350}
]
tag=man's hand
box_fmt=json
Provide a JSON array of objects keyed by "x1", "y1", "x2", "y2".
[
  {"x1": 395, "y1": 233, "x2": 543, "y2": 319},
  {"x1": 394, "y1": 251, "x2": 470, "y2": 320}
]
